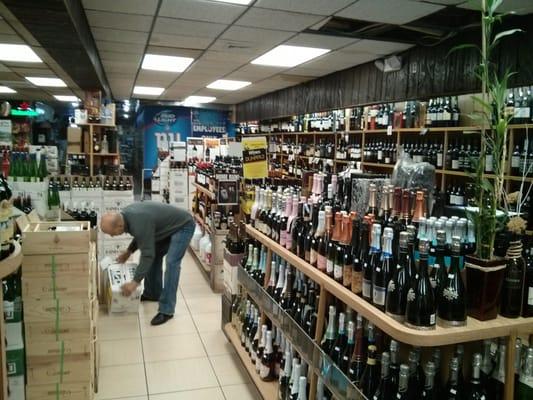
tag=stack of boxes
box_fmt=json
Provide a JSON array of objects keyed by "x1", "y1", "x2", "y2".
[{"x1": 21, "y1": 221, "x2": 97, "y2": 400}]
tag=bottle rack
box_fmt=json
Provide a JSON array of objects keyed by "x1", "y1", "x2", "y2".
[
  {"x1": 69, "y1": 123, "x2": 120, "y2": 176},
  {"x1": 0, "y1": 241, "x2": 23, "y2": 400},
  {"x1": 262, "y1": 124, "x2": 533, "y2": 192},
  {"x1": 236, "y1": 224, "x2": 533, "y2": 400}
]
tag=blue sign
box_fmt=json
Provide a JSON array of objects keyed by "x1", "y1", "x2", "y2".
[{"x1": 191, "y1": 108, "x2": 232, "y2": 137}]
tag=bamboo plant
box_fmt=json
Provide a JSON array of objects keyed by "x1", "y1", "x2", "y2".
[{"x1": 452, "y1": 0, "x2": 522, "y2": 260}]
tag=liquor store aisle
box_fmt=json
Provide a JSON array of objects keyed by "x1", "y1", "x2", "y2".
[{"x1": 94, "y1": 250, "x2": 261, "y2": 400}]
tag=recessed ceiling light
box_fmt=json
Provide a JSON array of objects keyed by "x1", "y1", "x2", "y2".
[
  {"x1": 26, "y1": 77, "x2": 67, "y2": 87},
  {"x1": 54, "y1": 95, "x2": 79, "y2": 102},
  {"x1": 207, "y1": 79, "x2": 251, "y2": 91},
  {"x1": 251, "y1": 45, "x2": 330, "y2": 68},
  {"x1": 133, "y1": 86, "x2": 165, "y2": 96},
  {"x1": 0, "y1": 86, "x2": 16, "y2": 93},
  {"x1": 0, "y1": 44, "x2": 42, "y2": 63},
  {"x1": 142, "y1": 54, "x2": 194, "y2": 73},
  {"x1": 210, "y1": 0, "x2": 252, "y2": 4},
  {"x1": 181, "y1": 96, "x2": 216, "y2": 105}
]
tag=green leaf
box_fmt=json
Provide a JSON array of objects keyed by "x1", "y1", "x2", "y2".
[
  {"x1": 490, "y1": 0, "x2": 504, "y2": 15},
  {"x1": 471, "y1": 95, "x2": 492, "y2": 112},
  {"x1": 446, "y1": 43, "x2": 480, "y2": 58},
  {"x1": 480, "y1": 178, "x2": 494, "y2": 192}
]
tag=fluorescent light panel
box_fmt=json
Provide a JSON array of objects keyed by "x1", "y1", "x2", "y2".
[
  {"x1": 54, "y1": 95, "x2": 79, "y2": 102},
  {"x1": 182, "y1": 96, "x2": 216, "y2": 105},
  {"x1": 133, "y1": 86, "x2": 164, "y2": 96},
  {"x1": 141, "y1": 54, "x2": 194, "y2": 72},
  {"x1": 0, "y1": 44, "x2": 42, "y2": 63},
  {"x1": 26, "y1": 77, "x2": 67, "y2": 87},
  {"x1": 251, "y1": 45, "x2": 330, "y2": 67},
  {"x1": 210, "y1": 0, "x2": 252, "y2": 4},
  {"x1": 0, "y1": 86, "x2": 16, "y2": 93},
  {"x1": 207, "y1": 79, "x2": 251, "y2": 91}
]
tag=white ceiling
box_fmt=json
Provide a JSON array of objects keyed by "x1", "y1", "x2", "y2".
[{"x1": 1, "y1": 0, "x2": 530, "y2": 106}]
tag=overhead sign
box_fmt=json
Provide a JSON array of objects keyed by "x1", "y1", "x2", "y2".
[{"x1": 242, "y1": 136, "x2": 268, "y2": 179}]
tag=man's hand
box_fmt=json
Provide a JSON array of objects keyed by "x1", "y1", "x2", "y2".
[
  {"x1": 121, "y1": 281, "x2": 140, "y2": 297},
  {"x1": 116, "y1": 251, "x2": 131, "y2": 264}
]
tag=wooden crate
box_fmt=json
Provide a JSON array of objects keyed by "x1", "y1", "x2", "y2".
[
  {"x1": 24, "y1": 298, "x2": 91, "y2": 322},
  {"x1": 22, "y1": 274, "x2": 90, "y2": 300},
  {"x1": 25, "y1": 320, "x2": 92, "y2": 342},
  {"x1": 23, "y1": 253, "x2": 90, "y2": 276},
  {"x1": 26, "y1": 339, "x2": 91, "y2": 359},
  {"x1": 26, "y1": 381, "x2": 92, "y2": 400},
  {"x1": 27, "y1": 355, "x2": 92, "y2": 385},
  {"x1": 22, "y1": 221, "x2": 90, "y2": 255}
]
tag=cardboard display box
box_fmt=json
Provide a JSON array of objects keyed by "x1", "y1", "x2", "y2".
[
  {"x1": 22, "y1": 273, "x2": 90, "y2": 300},
  {"x1": 23, "y1": 253, "x2": 90, "y2": 276},
  {"x1": 24, "y1": 297, "x2": 91, "y2": 323},
  {"x1": 25, "y1": 339, "x2": 91, "y2": 359},
  {"x1": 26, "y1": 356, "x2": 91, "y2": 385},
  {"x1": 26, "y1": 381, "x2": 92, "y2": 400},
  {"x1": 7, "y1": 375, "x2": 25, "y2": 400},
  {"x1": 22, "y1": 221, "x2": 90, "y2": 255},
  {"x1": 105, "y1": 262, "x2": 141, "y2": 313}
]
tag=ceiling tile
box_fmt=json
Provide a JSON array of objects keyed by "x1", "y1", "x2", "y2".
[
  {"x1": 82, "y1": 0, "x2": 159, "y2": 15},
  {"x1": 10, "y1": 67, "x2": 55, "y2": 76},
  {"x1": 235, "y1": 8, "x2": 323, "y2": 31},
  {"x1": 98, "y1": 51, "x2": 143, "y2": 63},
  {"x1": 283, "y1": 66, "x2": 331, "y2": 77},
  {"x1": 149, "y1": 33, "x2": 213, "y2": 49},
  {"x1": 0, "y1": 72, "x2": 23, "y2": 81},
  {"x1": 301, "y1": 50, "x2": 378, "y2": 71},
  {"x1": 173, "y1": 73, "x2": 216, "y2": 86},
  {"x1": 0, "y1": 33, "x2": 25, "y2": 44},
  {"x1": 0, "y1": 63, "x2": 10, "y2": 72},
  {"x1": 0, "y1": 21, "x2": 16, "y2": 35},
  {"x1": 106, "y1": 74, "x2": 136, "y2": 83},
  {"x1": 221, "y1": 25, "x2": 294, "y2": 44},
  {"x1": 135, "y1": 70, "x2": 179, "y2": 87},
  {"x1": 336, "y1": 0, "x2": 444, "y2": 25},
  {"x1": 159, "y1": 0, "x2": 246, "y2": 24},
  {"x1": 342, "y1": 39, "x2": 414, "y2": 56},
  {"x1": 284, "y1": 33, "x2": 358, "y2": 50},
  {"x1": 90, "y1": 27, "x2": 149, "y2": 44},
  {"x1": 102, "y1": 60, "x2": 139, "y2": 74},
  {"x1": 201, "y1": 50, "x2": 254, "y2": 64},
  {"x1": 255, "y1": 0, "x2": 356, "y2": 15},
  {"x1": 153, "y1": 17, "x2": 227, "y2": 38},
  {"x1": 145, "y1": 46, "x2": 203, "y2": 59},
  {"x1": 191, "y1": 58, "x2": 243, "y2": 72},
  {"x1": 225, "y1": 64, "x2": 280, "y2": 81},
  {"x1": 85, "y1": 10, "x2": 153, "y2": 32},
  {"x1": 209, "y1": 38, "x2": 279, "y2": 58},
  {"x1": 96, "y1": 40, "x2": 146, "y2": 54},
  {"x1": 458, "y1": 0, "x2": 533, "y2": 15}
]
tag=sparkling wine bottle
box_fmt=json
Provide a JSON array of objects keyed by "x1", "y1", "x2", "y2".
[
  {"x1": 321, "y1": 306, "x2": 337, "y2": 355},
  {"x1": 386, "y1": 231, "x2": 410, "y2": 321},
  {"x1": 330, "y1": 312, "x2": 347, "y2": 363},
  {"x1": 422, "y1": 361, "x2": 437, "y2": 399},
  {"x1": 373, "y1": 226, "x2": 392, "y2": 310},
  {"x1": 396, "y1": 364, "x2": 411, "y2": 400},
  {"x1": 260, "y1": 330, "x2": 276, "y2": 381},
  {"x1": 372, "y1": 351, "x2": 392, "y2": 400},
  {"x1": 466, "y1": 353, "x2": 487, "y2": 399},
  {"x1": 359, "y1": 345, "x2": 380, "y2": 397},
  {"x1": 445, "y1": 357, "x2": 463, "y2": 400},
  {"x1": 365, "y1": 223, "x2": 382, "y2": 303},
  {"x1": 518, "y1": 348, "x2": 533, "y2": 400},
  {"x1": 500, "y1": 238, "x2": 526, "y2": 318}
]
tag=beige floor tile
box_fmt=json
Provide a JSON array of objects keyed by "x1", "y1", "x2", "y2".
[
  {"x1": 150, "y1": 387, "x2": 225, "y2": 400},
  {"x1": 96, "y1": 397, "x2": 147, "y2": 400},
  {"x1": 98, "y1": 311, "x2": 140, "y2": 340},
  {"x1": 143, "y1": 333, "x2": 206, "y2": 362},
  {"x1": 221, "y1": 383, "x2": 262, "y2": 400},
  {"x1": 185, "y1": 295, "x2": 222, "y2": 314},
  {"x1": 100, "y1": 338, "x2": 143, "y2": 367},
  {"x1": 209, "y1": 353, "x2": 251, "y2": 386},
  {"x1": 191, "y1": 312, "x2": 222, "y2": 333},
  {"x1": 180, "y1": 284, "x2": 218, "y2": 299},
  {"x1": 140, "y1": 312, "x2": 197, "y2": 337},
  {"x1": 97, "y1": 363, "x2": 147, "y2": 399},
  {"x1": 199, "y1": 330, "x2": 236, "y2": 356},
  {"x1": 138, "y1": 296, "x2": 188, "y2": 318},
  {"x1": 145, "y1": 357, "x2": 219, "y2": 394}
]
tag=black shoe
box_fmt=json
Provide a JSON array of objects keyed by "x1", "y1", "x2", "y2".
[
  {"x1": 141, "y1": 294, "x2": 158, "y2": 302},
  {"x1": 151, "y1": 313, "x2": 173, "y2": 326}
]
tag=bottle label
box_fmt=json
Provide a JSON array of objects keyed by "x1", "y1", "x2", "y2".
[
  {"x1": 326, "y1": 259, "x2": 334, "y2": 274},
  {"x1": 343, "y1": 265, "x2": 352, "y2": 287},
  {"x1": 528, "y1": 287, "x2": 533, "y2": 305},
  {"x1": 512, "y1": 156, "x2": 520, "y2": 168},
  {"x1": 362, "y1": 279, "x2": 372, "y2": 299},
  {"x1": 310, "y1": 249, "x2": 318, "y2": 265},
  {"x1": 259, "y1": 363, "x2": 271, "y2": 379},
  {"x1": 373, "y1": 285, "x2": 386, "y2": 306},
  {"x1": 317, "y1": 255, "x2": 327, "y2": 272},
  {"x1": 452, "y1": 160, "x2": 459, "y2": 169},
  {"x1": 437, "y1": 153, "x2": 443, "y2": 167},
  {"x1": 334, "y1": 263, "x2": 343, "y2": 280},
  {"x1": 352, "y1": 271, "x2": 363, "y2": 294},
  {"x1": 486, "y1": 154, "x2": 494, "y2": 172},
  {"x1": 280, "y1": 231, "x2": 286, "y2": 247},
  {"x1": 430, "y1": 313, "x2": 436, "y2": 325}
]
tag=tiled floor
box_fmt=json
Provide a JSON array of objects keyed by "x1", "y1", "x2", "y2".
[{"x1": 96, "y1": 250, "x2": 261, "y2": 400}]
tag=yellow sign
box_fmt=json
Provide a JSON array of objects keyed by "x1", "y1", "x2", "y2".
[{"x1": 242, "y1": 136, "x2": 268, "y2": 179}]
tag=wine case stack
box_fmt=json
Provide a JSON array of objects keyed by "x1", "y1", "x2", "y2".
[{"x1": 21, "y1": 221, "x2": 98, "y2": 400}]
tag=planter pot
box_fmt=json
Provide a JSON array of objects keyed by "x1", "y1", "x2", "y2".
[{"x1": 465, "y1": 255, "x2": 507, "y2": 321}]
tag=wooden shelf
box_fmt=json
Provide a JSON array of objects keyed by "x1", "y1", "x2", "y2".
[
  {"x1": 189, "y1": 246, "x2": 211, "y2": 274},
  {"x1": 362, "y1": 162, "x2": 394, "y2": 168},
  {"x1": 193, "y1": 182, "x2": 216, "y2": 199},
  {"x1": 193, "y1": 213, "x2": 212, "y2": 234},
  {"x1": 93, "y1": 153, "x2": 120, "y2": 156},
  {"x1": 0, "y1": 241, "x2": 22, "y2": 279},
  {"x1": 222, "y1": 323, "x2": 278, "y2": 400},
  {"x1": 245, "y1": 224, "x2": 533, "y2": 347},
  {"x1": 77, "y1": 123, "x2": 116, "y2": 128}
]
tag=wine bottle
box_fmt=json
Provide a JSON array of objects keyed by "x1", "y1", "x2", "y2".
[
  {"x1": 432, "y1": 230, "x2": 448, "y2": 300},
  {"x1": 518, "y1": 348, "x2": 533, "y2": 400},
  {"x1": 340, "y1": 321, "x2": 355, "y2": 374},
  {"x1": 267, "y1": 260, "x2": 277, "y2": 298},
  {"x1": 289, "y1": 360, "x2": 302, "y2": 400},
  {"x1": 386, "y1": 231, "x2": 410, "y2": 321},
  {"x1": 321, "y1": 306, "x2": 337, "y2": 355},
  {"x1": 466, "y1": 353, "x2": 487, "y2": 399},
  {"x1": 407, "y1": 349, "x2": 423, "y2": 398},
  {"x1": 367, "y1": 184, "x2": 378, "y2": 216},
  {"x1": 343, "y1": 214, "x2": 355, "y2": 289},
  {"x1": 406, "y1": 239, "x2": 436, "y2": 330},
  {"x1": 327, "y1": 212, "x2": 342, "y2": 278},
  {"x1": 365, "y1": 223, "x2": 382, "y2": 303},
  {"x1": 359, "y1": 345, "x2": 379, "y2": 397},
  {"x1": 422, "y1": 361, "x2": 437, "y2": 399},
  {"x1": 445, "y1": 357, "x2": 463, "y2": 399},
  {"x1": 311, "y1": 210, "x2": 325, "y2": 268},
  {"x1": 500, "y1": 238, "x2": 526, "y2": 318},
  {"x1": 260, "y1": 330, "x2": 276, "y2": 381},
  {"x1": 372, "y1": 351, "x2": 392, "y2": 400},
  {"x1": 480, "y1": 339, "x2": 494, "y2": 386},
  {"x1": 389, "y1": 340, "x2": 401, "y2": 395},
  {"x1": 396, "y1": 364, "x2": 411, "y2": 400},
  {"x1": 334, "y1": 215, "x2": 348, "y2": 284},
  {"x1": 317, "y1": 210, "x2": 332, "y2": 273},
  {"x1": 353, "y1": 218, "x2": 368, "y2": 296},
  {"x1": 330, "y1": 312, "x2": 347, "y2": 365},
  {"x1": 373, "y1": 226, "x2": 392, "y2": 310},
  {"x1": 523, "y1": 247, "x2": 533, "y2": 317},
  {"x1": 241, "y1": 301, "x2": 251, "y2": 346},
  {"x1": 280, "y1": 266, "x2": 294, "y2": 311},
  {"x1": 279, "y1": 349, "x2": 292, "y2": 400},
  {"x1": 437, "y1": 236, "x2": 467, "y2": 326},
  {"x1": 255, "y1": 324, "x2": 268, "y2": 371},
  {"x1": 348, "y1": 314, "x2": 366, "y2": 386},
  {"x1": 296, "y1": 376, "x2": 307, "y2": 400},
  {"x1": 280, "y1": 195, "x2": 292, "y2": 248},
  {"x1": 487, "y1": 342, "x2": 505, "y2": 400},
  {"x1": 274, "y1": 261, "x2": 286, "y2": 302},
  {"x1": 286, "y1": 196, "x2": 299, "y2": 251}
]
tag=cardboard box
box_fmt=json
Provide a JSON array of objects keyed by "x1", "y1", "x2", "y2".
[
  {"x1": 26, "y1": 339, "x2": 91, "y2": 359},
  {"x1": 22, "y1": 274, "x2": 90, "y2": 300},
  {"x1": 25, "y1": 320, "x2": 92, "y2": 342},
  {"x1": 7, "y1": 375, "x2": 25, "y2": 400},
  {"x1": 26, "y1": 381, "x2": 92, "y2": 400},
  {"x1": 24, "y1": 297, "x2": 91, "y2": 322},
  {"x1": 3, "y1": 296, "x2": 22, "y2": 322},
  {"x1": 23, "y1": 253, "x2": 90, "y2": 276},
  {"x1": 99, "y1": 238, "x2": 131, "y2": 261},
  {"x1": 106, "y1": 263, "x2": 141, "y2": 313},
  {"x1": 5, "y1": 322, "x2": 24, "y2": 349},
  {"x1": 67, "y1": 127, "x2": 82, "y2": 153},
  {"x1": 27, "y1": 355, "x2": 91, "y2": 385},
  {"x1": 22, "y1": 221, "x2": 90, "y2": 255},
  {"x1": 6, "y1": 346, "x2": 25, "y2": 377}
]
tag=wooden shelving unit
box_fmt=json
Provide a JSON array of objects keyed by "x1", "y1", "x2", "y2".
[
  {"x1": 193, "y1": 182, "x2": 216, "y2": 199},
  {"x1": 222, "y1": 323, "x2": 278, "y2": 400},
  {"x1": 0, "y1": 241, "x2": 23, "y2": 400},
  {"x1": 244, "y1": 224, "x2": 532, "y2": 400}
]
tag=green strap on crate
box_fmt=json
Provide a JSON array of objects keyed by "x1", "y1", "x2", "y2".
[
  {"x1": 59, "y1": 339, "x2": 65, "y2": 384},
  {"x1": 55, "y1": 297, "x2": 60, "y2": 341},
  {"x1": 51, "y1": 255, "x2": 57, "y2": 300}
]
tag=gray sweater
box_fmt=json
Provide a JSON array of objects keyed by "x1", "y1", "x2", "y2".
[{"x1": 122, "y1": 201, "x2": 193, "y2": 282}]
